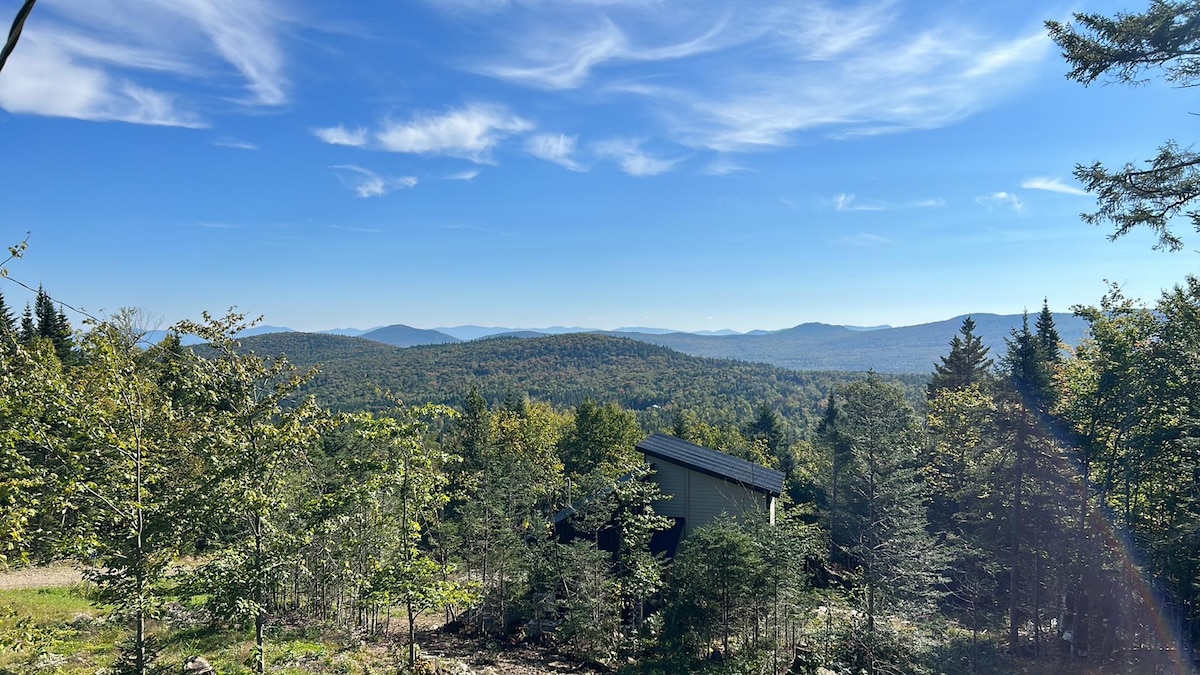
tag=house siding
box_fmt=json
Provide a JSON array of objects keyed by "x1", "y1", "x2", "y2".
[
  {"x1": 649, "y1": 457, "x2": 776, "y2": 535},
  {"x1": 649, "y1": 460, "x2": 688, "y2": 519}
]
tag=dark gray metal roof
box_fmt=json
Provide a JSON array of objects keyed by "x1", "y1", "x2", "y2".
[{"x1": 636, "y1": 433, "x2": 785, "y2": 496}]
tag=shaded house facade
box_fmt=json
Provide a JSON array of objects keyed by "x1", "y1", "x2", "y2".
[
  {"x1": 554, "y1": 434, "x2": 784, "y2": 557},
  {"x1": 638, "y1": 433, "x2": 784, "y2": 537}
]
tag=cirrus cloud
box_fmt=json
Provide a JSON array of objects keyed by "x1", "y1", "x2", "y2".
[
  {"x1": 423, "y1": 0, "x2": 1052, "y2": 153},
  {"x1": 330, "y1": 165, "x2": 418, "y2": 198},
  {"x1": 1021, "y1": 176, "x2": 1088, "y2": 196},
  {"x1": 0, "y1": 0, "x2": 292, "y2": 126}
]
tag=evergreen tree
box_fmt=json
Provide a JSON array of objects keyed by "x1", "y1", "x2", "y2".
[
  {"x1": 817, "y1": 389, "x2": 851, "y2": 565},
  {"x1": 33, "y1": 286, "x2": 73, "y2": 363},
  {"x1": 928, "y1": 316, "x2": 993, "y2": 397},
  {"x1": 19, "y1": 303, "x2": 34, "y2": 342},
  {"x1": 1034, "y1": 300, "x2": 1061, "y2": 364},
  {"x1": 836, "y1": 375, "x2": 945, "y2": 636},
  {"x1": 455, "y1": 387, "x2": 491, "y2": 469},
  {"x1": 1048, "y1": 2, "x2": 1200, "y2": 251},
  {"x1": 1003, "y1": 313, "x2": 1052, "y2": 410},
  {"x1": 746, "y1": 402, "x2": 786, "y2": 465},
  {"x1": 0, "y1": 290, "x2": 14, "y2": 337}
]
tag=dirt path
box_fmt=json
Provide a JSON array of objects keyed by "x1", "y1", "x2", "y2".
[
  {"x1": 0, "y1": 565, "x2": 81, "y2": 590},
  {"x1": 417, "y1": 628, "x2": 604, "y2": 675}
]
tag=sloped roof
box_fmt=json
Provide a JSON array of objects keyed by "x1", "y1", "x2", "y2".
[{"x1": 636, "y1": 433, "x2": 785, "y2": 496}]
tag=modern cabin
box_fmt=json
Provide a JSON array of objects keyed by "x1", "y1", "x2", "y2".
[
  {"x1": 553, "y1": 433, "x2": 785, "y2": 557},
  {"x1": 637, "y1": 433, "x2": 784, "y2": 537}
]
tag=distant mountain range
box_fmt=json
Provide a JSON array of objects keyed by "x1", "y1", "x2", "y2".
[
  {"x1": 594, "y1": 314, "x2": 1087, "y2": 373},
  {"x1": 174, "y1": 313, "x2": 1085, "y2": 374}
]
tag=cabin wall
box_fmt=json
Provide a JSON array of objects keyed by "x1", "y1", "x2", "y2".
[
  {"x1": 648, "y1": 458, "x2": 776, "y2": 535},
  {"x1": 650, "y1": 460, "x2": 688, "y2": 519}
]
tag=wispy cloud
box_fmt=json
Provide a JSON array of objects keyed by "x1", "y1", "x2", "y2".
[
  {"x1": 479, "y1": 14, "x2": 733, "y2": 90},
  {"x1": 0, "y1": 34, "x2": 202, "y2": 127},
  {"x1": 445, "y1": 169, "x2": 482, "y2": 181},
  {"x1": 526, "y1": 133, "x2": 585, "y2": 170},
  {"x1": 1021, "y1": 176, "x2": 1088, "y2": 196},
  {"x1": 833, "y1": 193, "x2": 945, "y2": 211},
  {"x1": 842, "y1": 233, "x2": 893, "y2": 246},
  {"x1": 182, "y1": 0, "x2": 289, "y2": 106},
  {"x1": 702, "y1": 155, "x2": 749, "y2": 175},
  {"x1": 833, "y1": 193, "x2": 885, "y2": 212},
  {"x1": 431, "y1": 1, "x2": 1052, "y2": 152},
  {"x1": 440, "y1": 223, "x2": 513, "y2": 236},
  {"x1": 593, "y1": 138, "x2": 681, "y2": 176},
  {"x1": 330, "y1": 165, "x2": 418, "y2": 198},
  {"x1": 0, "y1": 0, "x2": 291, "y2": 125},
  {"x1": 198, "y1": 221, "x2": 237, "y2": 229},
  {"x1": 214, "y1": 138, "x2": 258, "y2": 150},
  {"x1": 315, "y1": 125, "x2": 368, "y2": 147},
  {"x1": 976, "y1": 191, "x2": 1024, "y2": 214},
  {"x1": 332, "y1": 224, "x2": 383, "y2": 234}
]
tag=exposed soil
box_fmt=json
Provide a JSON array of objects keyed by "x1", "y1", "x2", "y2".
[
  {"x1": 0, "y1": 565, "x2": 81, "y2": 590},
  {"x1": 417, "y1": 627, "x2": 606, "y2": 675}
]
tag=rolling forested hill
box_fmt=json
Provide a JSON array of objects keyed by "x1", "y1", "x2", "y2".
[
  {"x1": 233, "y1": 331, "x2": 928, "y2": 434},
  {"x1": 602, "y1": 313, "x2": 1087, "y2": 373},
  {"x1": 358, "y1": 323, "x2": 460, "y2": 347}
]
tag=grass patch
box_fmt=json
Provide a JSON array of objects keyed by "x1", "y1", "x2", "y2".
[
  {"x1": 0, "y1": 586, "x2": 121, "y2": 674},
  {"x1": 0, "y1": 588, "x2": 408, "y2": 674}
]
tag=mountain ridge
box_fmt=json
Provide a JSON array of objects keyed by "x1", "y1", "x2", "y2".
[{"x1": 164, "y1": 312, "x2": 1087, "y2": 374}]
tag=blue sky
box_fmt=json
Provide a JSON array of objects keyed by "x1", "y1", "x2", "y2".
[{"x1": 0, "y1": 0, "x2": 1195, "y2": 333}]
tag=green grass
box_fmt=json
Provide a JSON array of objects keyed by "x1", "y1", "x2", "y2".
[
  {"x1": 0, "y1": 585, "x2": 120, "y2": 674},
  {"x1": 0, "y1": 587, "x2": 403, "y2": 674}
]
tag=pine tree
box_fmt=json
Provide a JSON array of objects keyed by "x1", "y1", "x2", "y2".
[
  {"x1": 0, "y1": 290, "x2": 14, "y2": 337},
  {"x1": 1047, "y1": 3, "x2": 1200, "y2": 251},
  {"x1": 19, "y1": 303, "x2": 34, "y2": 341},
  {"x1": 1004, "y1": 314, "x2": 1048, "y2": 407},
  {"x1": 836, "y1": 375, "x2": 945, "y2": 650},
  {"x1": 746, "y1": 402, "x2": 786, "y2": 466},
  {"x1": 816, "y1": 389, "x2": 850, "y2": 564},
  {"x1": 455, "y1": 387, "x2": 492, "y2": 469},
  {"x1": 33, "y1": 286, "x2": 73, "y2": 362},
  {"x1": 1034, "y1": 300, "x2": 1061, "y2": 365},
  {"x1": 928, "y1": 316, "x2": 994, "y2": 397}
]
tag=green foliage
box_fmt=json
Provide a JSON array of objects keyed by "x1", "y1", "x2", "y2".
[
  {"x1": 0, "y1": 337, "x2": 71, "y2": 566},
  {"x1": 927, "y1": 316, "x2": 993, "y2": 398},
  {"x1": 832, "y1": 376, "x2": 947, "y2": 631},
  {"x1": 347, "y1": 404, "x2": 475, "y2": 669},
  {"x1": 34, "y1": 286, "x2": 74, "y2": 364},
  {"x1": 659, "y1": 516, "x2": 819, "y2": 668},
  {"x1": 173, "y1": 310, "x2": 326, "y2": 675},
  {"x1": 1048, "y1": 1, "x2": 1200, "y2": 251},
  {"x1": 560, "y1": 398, "x2": 643, "y2": 486},
  {"x1": 0, "y1": 290, "x2": 14, "y2": 337}
]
